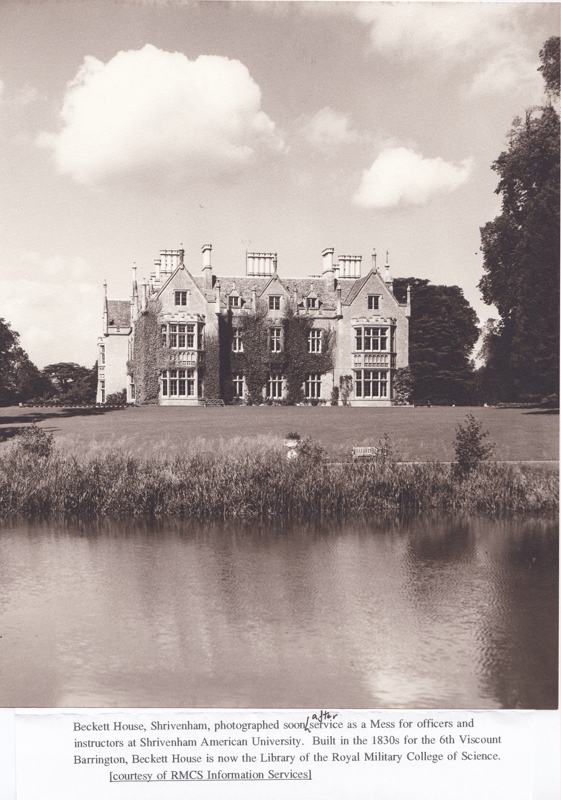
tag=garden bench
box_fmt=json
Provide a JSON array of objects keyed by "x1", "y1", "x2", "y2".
[
  {"x1": 203, "y1": 399, "x2": 225, "y2": 407},
  {"x1": 352, "y1": 446, "x2": 379, "y2": 460}
]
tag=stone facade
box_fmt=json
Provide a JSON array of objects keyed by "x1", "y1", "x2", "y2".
[{"x1": 97, "y1": 245, "x2": 410, "y2": 406}]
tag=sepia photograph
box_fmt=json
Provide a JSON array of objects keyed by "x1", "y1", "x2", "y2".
[{"x1": 0, "y1": 0, "x2": 558, "y2": 715}]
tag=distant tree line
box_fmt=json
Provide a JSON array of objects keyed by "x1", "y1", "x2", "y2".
[{"x1": 0, "y1": 318, "x2": 97, "y2": 405}]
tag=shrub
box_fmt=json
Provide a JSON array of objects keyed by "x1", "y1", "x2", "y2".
[
  {"x1": 374, "y1": 433, "x2": 397, "y2": 467},
  {"x1": 106, "y1": 389, "x2": 127, "y2": 405},
  {"x1": 285, "y1": 431, "x2": 301, "y2": 440},
  {"x1": 330, "y1": 386, "x2": 339, "y2": 406},
  {"x1": 12, "y1": 425, "x2": 54, "y2": 459},
  {"x1": 454, "y1": 413, "x2": 494, "y2": 478},
  {"x1": 340, "y1": 375, "x2": 352, "y2": 406},
  {"x1": 393, "y1": 367, "x2": 413, "y2": 405},
  {"x1": 296, "y1": 436, "x2": 326, "y2": 465}
]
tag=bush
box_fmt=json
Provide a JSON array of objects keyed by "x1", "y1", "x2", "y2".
[
  {"x1": 106, "y1": 389, "x2": 127, "y2": 405},
  {"x1": 393, "y1": 367, "x2": 413, "y2": 405},
  {"x1": 12, "y1": 425, "x2": 54, "y2": 459},
  {"x1": 330, "y1": 386, "x2": 339, "y2": 406},
  {"x1": 454, "y1": 413, "x2": 494, "y2": 478},
  {"x1": 340, "y1": 375, "x2": 352, "y2": 406}
]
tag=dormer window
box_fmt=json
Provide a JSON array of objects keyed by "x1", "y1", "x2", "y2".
[
  {"x1": 175, "y1": 291, "x2": 187, "y2": 306},
  {"x1": 368, "y1": 295, "x2": 380, "y2": 310},
  {"x1": 229, "y1": 294, "x2": 241, "y2": 309},
  {"x1": 306, "y1": 296, "x2": 319, "y2": 310},
  {"x1": 269, "y1": 295, "x2": 281, "y2": 311}
]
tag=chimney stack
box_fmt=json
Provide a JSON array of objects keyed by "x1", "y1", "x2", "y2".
[
  {"x1": 215, "y1": 280, "x2": 221, "y2": 314},
  {"x1": 103, "y1": 280, "x2": 108, "y2": 335},
  {"x1": 321, "y1": 247, "x2": 335, "y2": 290},
  {"x1": 384, "y1": 250, "x2": 393, "y2": 290},
  {"x1": 202, "y1": 244, "x2": 213, "y2": 290}
]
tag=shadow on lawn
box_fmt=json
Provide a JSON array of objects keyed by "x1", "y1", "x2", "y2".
[
  {"x1": 522, "y1": 409, "x2": 559, "y2": 415},
  {"x1": 0, "y1": 406, "x2": 126, "y2": 443}
]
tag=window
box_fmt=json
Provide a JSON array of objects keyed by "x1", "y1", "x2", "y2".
[
  {"x1": 267, "y1": 373, "x2": 284, "y2": 399},
  {"x1": 130, "y1": 383, "x2": 135, "y2": 400},
  {"x1": 270, "y1": 327, "x2": 282, "y2": 353},
  {"x1": 175, "y1": 291, "x2": 187, "y2": 306},
  {"x1": 232, "y1": 329, "x2": 244, "y2": 353},
  {"x1": 367, "y1": 295, "x2": 380, "y2": 310},
  {"x1": 308, "y1": 329, "x2": 322, "y2": 354},
  {"x1": 161, "y1": 369, "x2": 196, "y2": 397},
  {"x1": 306, "y1": 296, "x2": 319, "y2": 310},
  {"x1": 269, "y1": 295, "x2": 281, "y2": 311},
  {"x1": 162, "y1": 323, "x2": 196, "y2": 349},
  {"x1": 232, "y1": 374, "x2": 245, "y2": 399},
  {"x1": 100, "y1": 380, "x2": 105, "y2": 404},
  {"x1": 99, "y1": 344, "x2": 105, "y2": 365},
  {"x1": 354, "y1": 369, "x2": 388, "y2": 399},
  {"x1": 354, "y1": 326, "x2": 389, "y2": 352},
  {"x1": 177, "y1": 325, "x2": 186, "y2": 348},
  {"x1": 305, "y1": 373, "x2": 322, "y2": 399},
  {"x1": 229, "y1": 294, "x2": 240, "y2": 309}
]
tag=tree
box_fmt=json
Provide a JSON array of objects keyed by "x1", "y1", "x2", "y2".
[
  {"x1": 538, "y1": 36, "x2": 560, "y2": 98},
  {"x1": 0, "y1": 318, "x2": 51, "y2": 404},
  {"x1": 394, "y1": 278, "x2": 479, "y2": 404},
  {"x1": 0, "y1": 318, "x2": 19, "y2": 404},
  {"x1": 43, "y1": 362, "x2": 97, "y2": 403},
  {"x1": 454, "y1": 413, "x2": 494, "y2": 478},
  {"x1": 478, "y1": 37, "x2": 560, "y2": 400}
]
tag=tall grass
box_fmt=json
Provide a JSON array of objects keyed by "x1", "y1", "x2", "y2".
[{"x1": 0, "y1": 431, "x2": 556, "y2": 520}]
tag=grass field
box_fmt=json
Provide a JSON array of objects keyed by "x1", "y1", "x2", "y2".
[{"x1": 0, "y1": 405, "x2": 558, "y2": 462}]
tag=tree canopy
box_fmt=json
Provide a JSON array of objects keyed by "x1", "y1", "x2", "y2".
[
  {"x1": 478, "y1": 36, "x2": 560, "y2": 400},
  {"x1": 0, "y1": 320, "x2": 97, "y2": 405},
  {"x1": 43, "y1": 362, "x2": 97, "y2": 403},
  {"x1": 394, "y1": 278, "x2": 479, "y2": 404},
  {"x1": 0, "y1": 319, "x2": 51, "y2": 404}
]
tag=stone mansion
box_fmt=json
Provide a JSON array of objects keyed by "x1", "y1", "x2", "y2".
[{"x1": 97, "y1": 245, "x2": 410, "y2": 407}]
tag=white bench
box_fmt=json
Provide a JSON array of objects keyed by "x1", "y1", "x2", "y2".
[{"x1": 352, "y1": 446, "x2": 379, "y2": 460}]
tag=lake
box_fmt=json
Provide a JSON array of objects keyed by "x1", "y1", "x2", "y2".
[{"x1": 0, "y1": 515, "x2": 557, "y2": 709}]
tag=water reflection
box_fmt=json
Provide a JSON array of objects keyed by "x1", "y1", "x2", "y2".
[{"x1": 0, "y1": 516, "x2": 557, "y2": 708}]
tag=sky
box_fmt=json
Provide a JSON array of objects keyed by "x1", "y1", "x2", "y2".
[{"x1": 0, "y1": 0, "x2": 558, "y2": 367}]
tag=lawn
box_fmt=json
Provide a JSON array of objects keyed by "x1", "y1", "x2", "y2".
[{"x1": 0, "y1": 405, "x2": 558, "y2": 462}]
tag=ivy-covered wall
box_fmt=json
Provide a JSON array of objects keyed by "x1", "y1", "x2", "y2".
[
  {"x1": 128, "y1": 299, "x2": 336, "y2": 405},
  {"x1": 128, "y1": 300, "x2": 163, "y2": 405},
  {"x1": 283, "y1": 312, "x2": 334, "y2": 403},
  {"x1": 231, "y1": 305, "x2": 335, "y2": 404}
]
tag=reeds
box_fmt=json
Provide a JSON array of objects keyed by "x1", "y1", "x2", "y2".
[{"x1": 0, "y1": 433, "x2": 556, "y2": 520}]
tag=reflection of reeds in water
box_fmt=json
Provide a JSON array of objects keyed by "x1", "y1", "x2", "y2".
[{"x1": 0, "y1": 433, "x2": 557, "y2": 520}]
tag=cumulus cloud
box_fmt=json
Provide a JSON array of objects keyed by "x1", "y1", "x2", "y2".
[
  {"x1": 38, "y1": 44, "x2": 284, "y2": 186},
  {"x1": 354, "y1": 147, "x2": 473, "y2": 210},
  {"x1": 468, "y1": 51, "x2": 543, "y2": 98},
  {"x1": 353, "y1": 4, "x2": 546, "y2": 99},
  {"x1": 1, "y1": 253, "x2": 99, "y2": 366},
  {"x1": 301, "y1": 107, "x2": 361, "y2": 151},
  {"x1": 355, "y1": 3, "x2": 514, "y2": 59}
]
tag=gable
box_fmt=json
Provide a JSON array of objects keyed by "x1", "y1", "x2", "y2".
[
  {"x1": 346, "y1": 270, "x2": 400, "y2": 316},
  {"x1": 258, "y1": 274, "x2": 291, "y2": 300},
  {"x1": 157, "y1": 265, "x2": 208, "y2": 314}
]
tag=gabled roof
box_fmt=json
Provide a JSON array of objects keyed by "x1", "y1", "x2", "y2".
[
  {"x1": 107, "y1": 300, "x2": 131, "y2": 328},
  {"x1": 156, "y1": 264, "x2": 208, "y2": 303}
]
